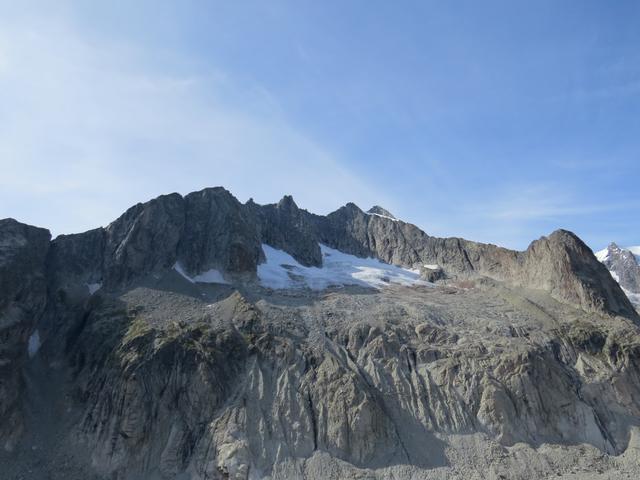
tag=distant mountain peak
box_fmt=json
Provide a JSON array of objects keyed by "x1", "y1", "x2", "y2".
[
  {"x1": 277, "y1": 194, "x2": 298, "y2": 210},
  {"x1": 366, "y1": 205, "x2": 396, "y2": 220},
  {"x1": 595, "y1": 242, "x2": 640, "y2": 308}
]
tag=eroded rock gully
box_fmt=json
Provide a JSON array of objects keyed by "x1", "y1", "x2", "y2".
[{"x1": 14, "y1": 283, "x2": 636, "y2": 480}]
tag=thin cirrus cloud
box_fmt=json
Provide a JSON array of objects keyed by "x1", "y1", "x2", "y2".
[
  {"x1": 484, "y1": 185, "x2": 618, "y2": 221},
  {"x1": 0, "y1": 17, "x2": 386, "y2": 237},
  {"x1": 447, "y1": 183, "x2": 636, "y2": 250}
]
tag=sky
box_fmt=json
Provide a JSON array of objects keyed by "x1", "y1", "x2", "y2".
[{"x1": 0, "y1": 1, "x2": 638, "y2": 250}]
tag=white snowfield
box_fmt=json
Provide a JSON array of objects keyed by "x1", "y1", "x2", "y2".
[
  {"x1": 595, "y1": 245, "x2": 640, "y2": 263},
  {"x1": 174, "y1": 262, "x2": 229, "y2": 284},
  {"x1": 595, "y1": 248, "x2": 609, "y2": 262},
  {"x1": 258, "y1": 244, "x2": 431, "y2": 290}
]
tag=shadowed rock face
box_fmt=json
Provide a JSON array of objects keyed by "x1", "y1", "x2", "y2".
[
  {"x1": 2, "y1": 188, "x2": 640, "y2": 479},
  {"x1": 0, "y1": 219, "x2": 50, "y2": 451},
  {"x1": 178, "y1": 188, "x2": 263, "y2": 277},
  {"x1": 246, "y1": 195, "x2": 321, "y2": 267},
  {"x1": 0, "y1": 219, "x2": 51, "y2": 313},
  {"x1": 48, "y1": 228, "x2": 105, "y2": 289}
]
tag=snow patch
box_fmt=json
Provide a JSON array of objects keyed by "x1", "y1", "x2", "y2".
[
  {"x1": 611, "y1": 271, "x2": 620, "y2": 282},
  {"x1": 258, "y1": 244, "x2": 432, "y2": 290},
  {"x1": 595, "y1": 245, "x2": 640, "y2": 263},
  {"x1": 86, "y1": 282, "x2": 102, "y2": 295},
  {"x1": 423, "y1": 264, "x2": 439, "y2": 270},
  {"x1": 192, "y1": 269, "x2": 227, "y2": 284},
  {"x1": 173, "y1": 262, "x2": 228, "y2": 284},
  {"x1": 27, "y1": 330, "x2": 41, "y2": 358},
  {"x1": 594, "y1": 248, "x2": 609, "y2": 262},
  {"x1": 174, "y1": 262, "x2": 193, "y2": 282},
  {"x1": 366, "y1": 212, "x2": 398, "y2": 222}
]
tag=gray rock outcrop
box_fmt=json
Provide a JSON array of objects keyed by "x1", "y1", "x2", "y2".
[
  {"x1": 104, "y1": 193, "x2": 185, "y2": 286},
  {"x1": 519, "y1": 230, "x2": 637, "y2": 317}
]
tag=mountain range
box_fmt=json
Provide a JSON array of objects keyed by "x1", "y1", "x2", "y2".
[{"x1": 2, "y1": 187, "x2": 640, "y2": 480}]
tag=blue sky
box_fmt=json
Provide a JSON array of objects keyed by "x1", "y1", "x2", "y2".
[{"x1": 0, "y1": 1, "x2": 638, "y2": 250}]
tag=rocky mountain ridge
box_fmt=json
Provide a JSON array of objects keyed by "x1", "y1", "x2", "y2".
[
  {"x1": 2, "y1": 187, "x2": 640, "y2": 480},
  {"x1": 46, "y1": 187, "x2": 636, "y2": 318}
]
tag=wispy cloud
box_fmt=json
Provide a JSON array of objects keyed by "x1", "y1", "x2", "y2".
[
  {"x1": 479, "y1": 184, "x2": 619, "y2": 221},
  {"x1": 1, "y1": 3, "x2": 638, "y2": 252},
  {"x1": 0, "y1": 14, "x2": 384, "y2": 236},
  {"x1": 438, "y1": 183, "x2": 639, "y2": 249},
  {"x1": 567, "y1": 81, "x2": 640, "y2": 102}
]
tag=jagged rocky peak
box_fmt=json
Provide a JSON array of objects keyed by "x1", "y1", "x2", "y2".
[
  {"x1": 104, "y1": 192, "x2": 186, "y2": 286},
  {"x1": 367, "y1": 205, "x2": 396, "y2": 220},
  {"x1": 520, "y1": 229, "x2": 637, "y2": 318},
  {"x1": 595, "y1": 242, "x2": 640, "y2": 307},
  {"x1": 596, "y1": 242, "x2": 637, "y2": 264},
  {"x1": 22, "y1": 187, "x2": 638, "y2": 320},
  {"x1": 597, "y1": 243, "x2": 640, "y2": 278},
  {"x1": 276, "y1": 194, "x2": 298, "y2": 210}
]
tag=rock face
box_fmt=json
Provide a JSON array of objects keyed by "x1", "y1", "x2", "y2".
[
  {"x1": 0, "y1": 219, "x2": 50, "y2": 451},
  {"x1": 246, "y1": 195, "x2": 321, "y2": 267},
  {"x1": 2, "y1": 187, "x2": 640, "y2": 480},
  {"x1": 178, "y1": 188, "x2": 263, "y2": 278},
  {"x1": 104, "y1": 193, "x2": 185, "y2": 287},
  {"x1": 48, "y1": 228, "x2": 105, "y2": 290},
  {"x1": 519, "y1": 231, "x2": 637, "y2": 317},
  {"x1": 30, "y1": 284, "x2": 640, "y2": 480}
]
